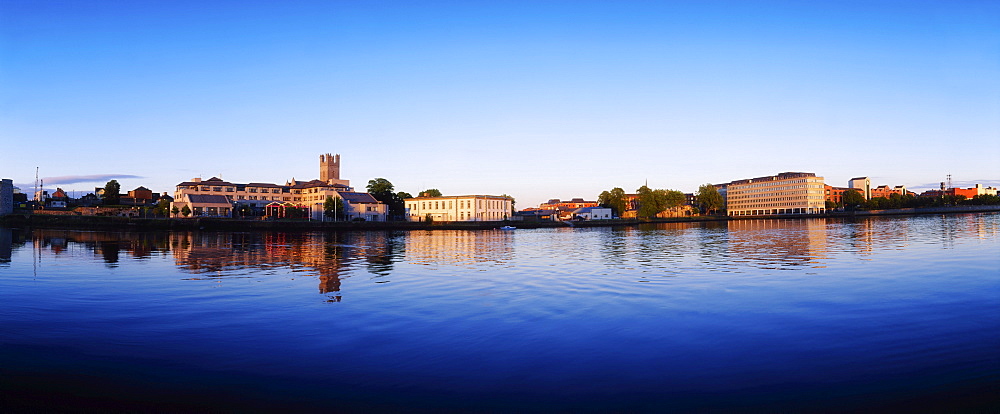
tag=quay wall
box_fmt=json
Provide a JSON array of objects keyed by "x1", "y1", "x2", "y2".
[{"x1": 1, "y1": 205, "x2": 998, "y2": 231}]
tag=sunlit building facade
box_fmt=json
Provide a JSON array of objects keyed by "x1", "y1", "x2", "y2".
[
  {"x1": 405, "y1": 195, "x2": 513, "y2": 222},
  {"x1": 726, "y1": 172, "x2": 826, "y2": 216},
  {"x1": 170, "y1": 153, "x2": 386, "y2": 221}
]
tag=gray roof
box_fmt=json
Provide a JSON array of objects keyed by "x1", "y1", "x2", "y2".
[
  {"x1": 572, "y1": 207, "x2": 609, "y2": 214},
  {"x1": 185, "y1": 194, "x2": 232, "y2": 205},
  {"x1": 340, "y1": 192, "x2": 379, "y2": 203}
]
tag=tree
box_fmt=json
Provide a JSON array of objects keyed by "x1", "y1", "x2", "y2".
[
  {"x1": 841, "y1": 189, "x2": 865, "y2": 210},
  {"x1": 504, "y1": 194, "x2": 516, "y2": 215},
  {"x1": 180, "y1": 205, "x2": 191, "y2": 217},
  {"x1": 695, "y1": 184, "x2": 724, "y2": 215},
  {"x1": 636, "y1": 186, "x2": 685, "y2": 219},
  {"x1": 421, "y1": 189, "x2": 442, "y2": 197},
  {"x1": 598, "y1": 187, "x2": 627, "y2": 217},
  {"x1": 396, "y1": 191, "x2": 413, "y2": 200},
  {"x1": 367, "y1": 178, "x2": 405, "y2": 218},
  {"x1": 663, "y1": 189, "x2": 686, "y2": 209},
  {"x1": 367, "y1": 178, "x2": 394, "y2": 196},
  {"x1": 636, "y1": 185, "x2": 662, "y2": 219},
  {"x1": 153, "y1": 198, "x2": 172, "y2": 217},
  {"x1": 171, "y1": 206, "x2": 179, "y2": 216},
  {"x1": 102, "y1": 180, "x2": 121, "y2": 205},
  {"x1": 324, "y1": 196, "x2": 345, "y2": 220}
]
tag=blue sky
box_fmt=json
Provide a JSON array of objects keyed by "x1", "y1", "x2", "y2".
[{"x1": 2, "y1": 0, "x2": 998, "y2": 207}]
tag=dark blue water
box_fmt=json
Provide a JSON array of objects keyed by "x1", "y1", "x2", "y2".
[{"x1": 2, "y1": 214, "x2": 998, "y2": 412}]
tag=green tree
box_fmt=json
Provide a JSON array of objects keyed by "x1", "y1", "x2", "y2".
[
  {"x1": 102, "y1": 180, "x2": 121, "y2": 205},
  {"x1": 153, "y1": 198, "x2": 172, "y2": 217},
  {"x1": 367, "y1": 178, "x2": 405, "y2": 218},
  {"x1": 421, "y1": 189, "x2": 442, "y2": 197},
  {"x1": 323, "y1": 196, "x2": 345, "y2": 220},
  {"x1": 663, "y1": 189, "x2": 686, "y2": 209},
  {"x1": 865, "y1": 196, "x2": 888, "y2": 210},
  {"x1": 695, "y1": 184, "x2": 724, "y2": 215},
  {"x1": 180, "y1": 205, "x2": 191, "y2": 217},
  {"x1": 841, "y1": 189, "x2": 865, "y2": 210},
  {"x1": 397, "y1": 191, "x2": 413, "y2": 200},
  {"x1": 887, "y1": 193, "x2": 904, "y2": 209},
  {"x1": 171, "y1": 206, "x2": 179, "y2": 216},
  {"x1": 636, "y1": 186, "x2": 685, "y2": 219},
  {"x1": 598, "y1": 187, "x2": 627, "y2": 217},
  {"x1": 636, "y1": 185, "x2": 662, "y2": 219}
]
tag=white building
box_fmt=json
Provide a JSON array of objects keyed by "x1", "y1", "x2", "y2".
[
  {"x1": 405, "y1": 195, "x2": 513, "y2": 222},
  {"x1": 849, "y1": 176, "x2": 871, "y2": 200},
  {"x1": 571, "y1": 207, "x2": 613, "y2": 220}
]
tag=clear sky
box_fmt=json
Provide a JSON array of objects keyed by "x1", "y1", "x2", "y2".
[{"x1": 2, "y1": 0, "x2": 998, "y2": 208}]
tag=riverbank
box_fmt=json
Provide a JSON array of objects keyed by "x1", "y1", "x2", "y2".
[{"x1": 2, "y1": 205, "x2": 997, "y2": 231}]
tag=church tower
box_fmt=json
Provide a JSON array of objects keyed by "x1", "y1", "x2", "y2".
[{"x1": 320, "y1": 153, "x2": 341, "y2": 182}]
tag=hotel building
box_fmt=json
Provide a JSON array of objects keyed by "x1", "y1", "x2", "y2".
[
  {"x1": 405, "y1": 195, "x2": 513, "y2": 222},
  {"x1": 171, "y1": 153, "x2": 387, "y2": 221},
  {"x1": 726, "y1": 172, "x2": 826, "y2": 216}
]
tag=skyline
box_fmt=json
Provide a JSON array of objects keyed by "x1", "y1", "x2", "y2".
[{"x1": 2, "y1": 1, "x2": 998, "y2": 207}]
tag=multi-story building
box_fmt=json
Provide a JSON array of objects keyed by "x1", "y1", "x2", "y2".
[
  {"x1": 726, "y1": 172, "x2": 826, "y2": 216},
  {"x1": 171, "y1": 153, "x2": 386, "y2": 221},
  {"x1": 870, "y1": 185, "x2": 907, "y2": 199},
  {"x1": 824, "y1": 185, "x2": 852, "y2": 205},
  {"x1": 405, "y1": 195, "x2": 513, "y2": 222},
  {"x1": 848, "y1": 177, "x2": 871, "y2": 200}
]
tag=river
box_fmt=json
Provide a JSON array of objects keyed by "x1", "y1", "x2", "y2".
[{"x1": 1, "y1": 213, "x2": 998, "y2": 411}]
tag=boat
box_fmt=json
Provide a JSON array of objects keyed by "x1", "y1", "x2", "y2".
[{"x1": 499, "y1": 226, "x2": 516, "y2": 230}]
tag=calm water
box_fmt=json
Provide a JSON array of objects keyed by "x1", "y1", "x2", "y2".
[{"x1": 1, "y1": 214, "x2": 998, "y2": 412}]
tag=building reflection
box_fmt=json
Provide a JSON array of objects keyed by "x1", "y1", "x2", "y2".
[
  {"x1": 0, "y1": 227, "x2": 13, "y2": 264},
  {"x1": 724, "y1": 219, "x2": 830, "y2": 269},
  {"x1": 23, "y1": 229, "x2": 172, "y2": 267},
  {"x1": 403, "y1": 230, "x2": 514, "y2": 267},
  {"x1": 169, "y1": 231, "x2": 404, "y2": 300}
]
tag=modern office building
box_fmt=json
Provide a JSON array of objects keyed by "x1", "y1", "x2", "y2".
[
  {"x1": 405, "y1": 195, "x2": 513, "y2": 222},
  {"x1": 726, "y1": 172, "x2": 826, "y2": 216}
]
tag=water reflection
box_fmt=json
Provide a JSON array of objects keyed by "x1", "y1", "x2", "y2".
[
  {"x1": 168, "y1": 231, "x2": 405, "y2": 301},
  {"x1": 0, "y1": 227, "x2": 13, "y2": 264},
  {"x1": 5, "y1": 213, "x2": 997, "y2": 295},
  {"x1": 404, "y1": 230, "x2": 514, "y2": 267}
]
